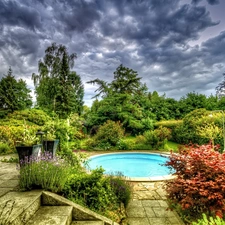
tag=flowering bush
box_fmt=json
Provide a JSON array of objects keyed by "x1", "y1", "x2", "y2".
[
  {"x1": 19, "y1": 152, "x2": 71, "y2": 192},
  {"x1": 165, "y1": 144, "x2": 225, "y2": 220}
]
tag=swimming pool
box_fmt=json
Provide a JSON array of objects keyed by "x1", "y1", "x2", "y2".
[{"x1": 87, "y1": 152, "x2": 173, "y2": 180}]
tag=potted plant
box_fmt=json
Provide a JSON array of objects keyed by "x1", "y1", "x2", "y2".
[
  {"x1": 16, "y1": 121, "x2": 42, "y2": 164},
  {"x1": 42, "y1": 132, "x2": 59, "y2": 156},
  {"x1": 42, "y1": 121, "x2": 59, "y2": 156}
]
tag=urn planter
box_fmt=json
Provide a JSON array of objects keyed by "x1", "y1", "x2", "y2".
[
  {"x1": 42, "y1": 139, "x2": 59, "y2": 156},
  {"x1": 16, "y1": 144, "x2": 42, "y2": 165}
]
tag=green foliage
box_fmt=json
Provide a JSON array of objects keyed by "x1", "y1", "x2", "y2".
[
  {"x1": 0, "y1": 123, "x2": 40, "y2": 149},
  {"x1": 32, "y1": 43, "x2": 84, "y2": 118},
  {"x1": 63, "y1": 168, "x2": 118, "y2": 212},
  {"x1": 216, "y1": 72, "x2": 225, "y2": 99},
  {"x1": 164, "y1": 141, "x2": 180, "y2": 152},
  {"x1": 154, "y1": 120, "x2": 183, "y2": 129},
  {"x1": 192, "y1": 214, "x2": 225, "y2": 225},
  {"x1": 148, "y1": 92, "x2": 181, "y2": 120},
  {"x1": 19, "y1": 152, "x2": 71, "y2": 192},
  {"x1": 0, "y1": 142, "x2": 11, "y2": 155},
  {"x1": 179, "y1": 92, "x2": 207, "y2": 116},
  {"x1": 143, "y1": 126, "x2": 171, "y2": 149},
  {"x1": 62, "y1": 167, "x2": 132, "y2": 220},
  {"x1": 143, "y1": 130, "x2": 159, "y2": 148},
  {"x1": 91, "y1": 120, "x2": 125, "y2": 148},
  {"x1": 183, "y1": 108, "x2": 209, "y2": 128},
  {"x1": 6, "y1": 109, "x2": 51, "y2": 126},
  {"x1": 57, "y1": 147, "x2": 88, "y2": 169},
  {"x1": 0, "y1": 156, "x2": 18, "y2": 163},
  {"x1": 0, "y1": 67, "x2": 32, "y2": 113},
  {"x1": 116, "y1": 139, "x2": 131, "y2": 150},
  {"x1": 109, "y1": 173, "x2": 132, "y2": 207}
]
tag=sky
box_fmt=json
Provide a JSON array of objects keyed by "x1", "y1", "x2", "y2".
[{"x1": 1, "y1": 0, "x2": 225, "y2": 106}]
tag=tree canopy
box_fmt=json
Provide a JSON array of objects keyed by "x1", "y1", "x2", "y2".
[
  {"x1": 32, "y1": 43, "x2": 84, "y2": 118},
  {"x1": 0, "y1": 68, "x2": 32, "y2": 115}
]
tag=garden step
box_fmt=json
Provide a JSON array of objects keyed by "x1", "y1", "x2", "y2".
[
  {"x1": 0, "y1": 190, "x2": 42, "y2": 225},
  {"x1": 71, "y1": 221, "x2": 104, "y2": 225},
  {"x1": 26, "y1": 205, "x2": 73, "y2": 225}
]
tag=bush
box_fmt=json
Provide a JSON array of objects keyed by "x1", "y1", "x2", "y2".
[
  {"x1": 144, "y1": 130, "x2": 159, "y2": 148},
  {"x1": 0, "y1": 142, "x2": 11, "y2": 154},
  {"x1": 192, "y1": 213, "x2": 225, "y2": 225},
  {"x1": 95, "y1": 120, "x2": 124, "y2": 146},
  {"x1": 7, "y1": 109, "x2": 50, "y2": 126},
  {"x1": 19, "y1": 152, "x2": 71, "y2": 192},
  {"x1": 165, "y1": 144, "x2": 225, "y2": 221},
  {"x1": 63, "y1": 168, "x2": 118, "y2": 212},
  {"x1": 85, "y1": 120, "x2": 125, "y2": 150},
  {"x1": 155, "y1": 120, "x2": 183, "y2": 129},
  {"x1": 109, "y1": 173, "x2": 132, "y2": 207}
]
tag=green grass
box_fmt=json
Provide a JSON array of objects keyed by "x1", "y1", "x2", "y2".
[{"x1": 164, "y1": 141, "x2": 180, "y2": 152}]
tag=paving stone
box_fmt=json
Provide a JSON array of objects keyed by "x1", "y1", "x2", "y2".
[
  {"x1": 152, "y1": 207, "x2": 176, "y2": 218},
  {"x1": 144, "y1": 207, "x2": 156, "y2": 217},
  {"x1": 149, "y1": 217, "x2": 171, "y2": 225},
  {"x1": 126, "y1": 207, "x2": 146, "y2": 217},
  {"x1": 0, "y1": 180, "x2": 19, "y2": 188},
  {"x1": 0, "y1": 188, "x2": 11, "y2": 197},
  {"x1": 168, "y1": 216, "x2": 184, "y2": 225},
  {"x1": 127, "y1": 200, "x2": 143, "y2": 208},
  {"x1": 158, "y1": 200, "x2": 169, "y2": 207},
  {"x1": 127, "y1": 217, "x2": 150, "y2": 225},
  {"x1": 142, "y1": 200, "x2": 160, "y2": 207}
]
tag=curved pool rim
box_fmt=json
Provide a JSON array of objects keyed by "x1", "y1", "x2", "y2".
[{"x1": 88, "y1": 152, "x2": 175, "y2": 182}]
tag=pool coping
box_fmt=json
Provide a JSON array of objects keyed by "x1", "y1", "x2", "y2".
[{"x1": 88, "y1": 151, "x2": 175, "y2": 182}]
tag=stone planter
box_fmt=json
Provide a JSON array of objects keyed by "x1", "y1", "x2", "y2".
[{"x1": 42, "y1": 139, "x2": 59, "y2": 156}]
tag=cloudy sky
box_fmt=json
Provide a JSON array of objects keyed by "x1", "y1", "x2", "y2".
[{"x1": 1, "y1": 0, "x2": 225, "y2": 106}]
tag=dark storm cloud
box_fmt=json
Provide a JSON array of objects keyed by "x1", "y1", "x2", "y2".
[
  {"x1": 207, "y1": 0, "x2": 220, "y2": 5},
  {"x1": 99, "y1": 0, "x2": 218, "y2": 46},
  {"x1": 192, "y1": 0, "x2": 219, "y2": 5},
  {"x1": 0, "y1": 0, "x2": 224, "y2": 105},
  {"x1": 0, "y1": 0, "x2": 42, "y2": 31},
  {"x1": 57, "y1": 1, "x2": 101, "y2": 33}
]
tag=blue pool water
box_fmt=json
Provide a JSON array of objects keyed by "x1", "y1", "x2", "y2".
[{"x1": 88, "y1": 153, "x2": 171, "y2": 178}]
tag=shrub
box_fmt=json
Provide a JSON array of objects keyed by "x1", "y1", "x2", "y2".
[
  {"x1": 19, "y1": 152, "x2": 71, "y2": 192},
  {"x1": 135, "y1": 135, "x2": 147, "y2": 144},
  {"x1": 63, "y1": 168, "x2": 118, "y2": 212},
  {"x1": 154, "y1": 120, "x2": 183, "y2": 129},
  {"x1": 165, "y1": 144, "x2": 225, "y2": 220},
  {"x1": 109, "y1": 172, "x2": 132, "y2": 207},
  {"x1": 95, "y1": 120, "x2": 124, "y2": 146},
  {"x1": 85, "y1": 120, "x2": 125, "y2": 149},
  {"x1": 154, "y1": 126, "x2": 172, "y2": 142},
  {"x1": 143, "y1": 130, "x2": 159, "y2": 148},
  {"x1": 192, "y1": 213, "x2": 225, "y2": 225},
  {"x1": 7, "y1": 109, "x2": 50, "y2": 126},
  {"x1": 0, "y1": 142, "x2": 11, "y2": 154}
]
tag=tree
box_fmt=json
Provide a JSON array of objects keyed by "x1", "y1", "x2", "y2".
[
  {"x1": 111, "y1": 64, "x2": 142, "y2": 94},
  {"x1": 87, "y1": 64, "x2": 144, "y2": 98},
  {"x1": 32, "y1": 43, "x2": 84, "y2": 118},
  {"x1": 0, "y1": 67, "x2": 32, "y2": 114},
  {"x1": 178, "y1": 92, "x2": 207, "y2": 117},
  {"x1": 216, "y1": 72, "x2": 225, "y2": 98}
]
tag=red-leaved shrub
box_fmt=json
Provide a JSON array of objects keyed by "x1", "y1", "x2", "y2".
[{"x1": 165, "y1": 144, "x2": 225, "y2": 218}]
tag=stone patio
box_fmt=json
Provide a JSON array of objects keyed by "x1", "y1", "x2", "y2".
[{"x1": 126, "y1": 181, "x2": 184, "y2": 225}]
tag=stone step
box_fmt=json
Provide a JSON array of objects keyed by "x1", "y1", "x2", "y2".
[
  {"x1": 71, "y1": 221, "x2": 104, "y2": 225},
  {"x1": 0, "y1": 190, "x2": 42, "y2": 225},
  {"x1": 26, "y1": 206, "x2": 73, "y2": 225}
]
